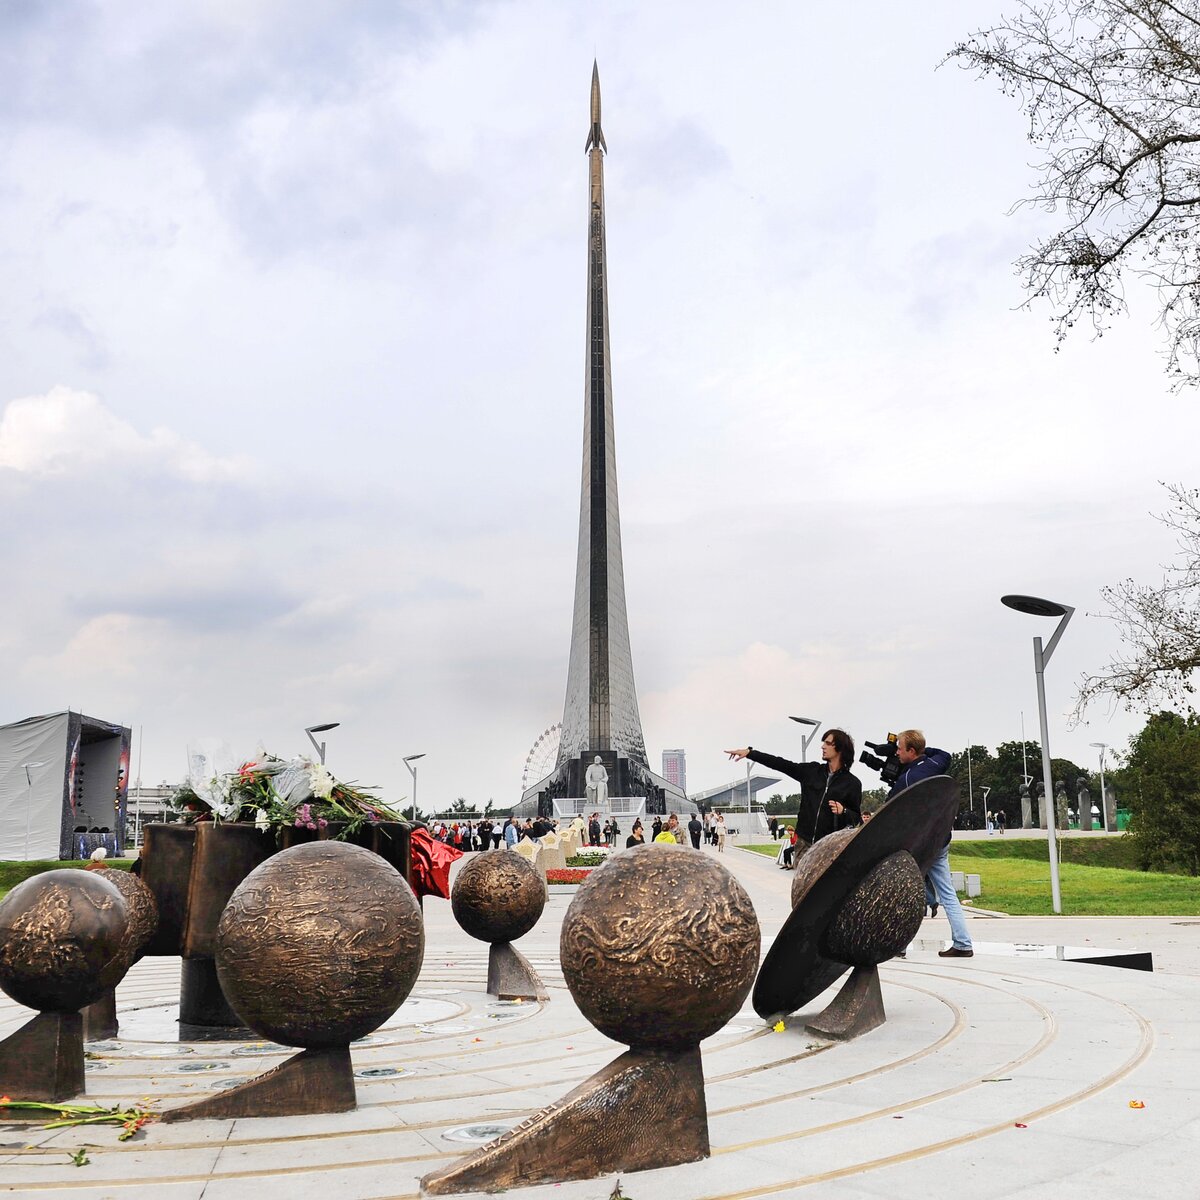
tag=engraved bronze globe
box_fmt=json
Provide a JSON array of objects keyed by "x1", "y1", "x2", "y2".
[
  {"x1": 451, "y1": 849, "x2": 546, "y2": 943},
  {"x1": 215, "y1": 841, "x2": 424, "y2": 1048},
  {"x1": 0, "y1": 870, "x2": 128, "y2": 1013},
  {"x1": 92, "y1": 867, "x2": 159, "y2": 989},
  {"x1": 559, "y1": 843, "x2": 760, "y2": 1050}
]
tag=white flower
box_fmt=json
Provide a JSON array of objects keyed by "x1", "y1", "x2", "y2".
[
  {"x1": 309, "y1": 764, "x2": 334, "y2": 800},
  {"x1": 255, "y1": 808, "x2": 270, "y2": 832}
]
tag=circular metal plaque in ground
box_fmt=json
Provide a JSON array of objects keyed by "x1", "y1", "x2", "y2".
[{"x1": 443, "y1": 1122, "x2": 516, "y2": 1144}]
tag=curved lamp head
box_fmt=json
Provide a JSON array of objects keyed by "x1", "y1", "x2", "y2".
[
  {"x1": 1001, "y1": 594, "x2": 1068, "y2": 618},
  {"x1": 306, "y1": 722, "x2": 340, "y2": 734},
  {"x1": 788, "y1": 716, "x2": 820, "y2": 727}
]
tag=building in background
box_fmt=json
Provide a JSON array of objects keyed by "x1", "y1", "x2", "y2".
[
  {"x1": 661, "y1": 749, "x2": 686, "y2": 793},
  {"x1": 0, "y1": 711, "x2": 131, "y2": 860}
]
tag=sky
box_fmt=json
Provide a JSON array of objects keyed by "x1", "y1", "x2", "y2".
[{"x1": 1, "y1": 1, "x2": 1195, "y2": 813}]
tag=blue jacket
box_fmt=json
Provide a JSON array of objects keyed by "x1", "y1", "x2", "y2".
[{"x1": 887, "y1": 747, "x2": 951, "y2": 800}]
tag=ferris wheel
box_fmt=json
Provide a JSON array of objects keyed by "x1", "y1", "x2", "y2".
[{"x1": 521, "y1": 723, "x2": 562, "y2": 791}]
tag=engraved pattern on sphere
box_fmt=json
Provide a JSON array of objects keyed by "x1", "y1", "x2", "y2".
[
  {"x1": 451, "y1": 851, "x2": 546, "y2": 943},
  {"x1": 791, "y1": 826, "x2": 857, "y2": 909},
  {"x1": 823, "y1": 850, "x2": 925, "y2": 965},
  {"x1": 559, "y1": 844, "x2": 760, "y2": 1050},
  {"x1": 0, "y1": 871, "x2": 127, "y2": 1012},
  {"x1": 215, "y1": 842, "x2": 424, "y2": 1048},
  {"x1": 93, "y1": 867, "x2": 159, "y2": 990}
]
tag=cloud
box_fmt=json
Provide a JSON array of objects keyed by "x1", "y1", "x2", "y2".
[{"x1": 0, "y1": 386, "x2": 246, "y2": 482}]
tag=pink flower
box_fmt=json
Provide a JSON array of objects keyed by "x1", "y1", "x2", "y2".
[
  {"x1": 306, "y1": 821, "x2": 317, "y2": 830},
  {"x1": 317, "y1": 818, "x2": 328, "y2": 829}
]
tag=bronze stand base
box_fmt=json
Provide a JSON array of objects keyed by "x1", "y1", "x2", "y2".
[
  {"x1": 179, "y1": 958, "x2": 244, "y2": 1030},
  {"x1": 0, "y1": 1012, "x2": 85, "y2": 1102},
  {"x1": 161, "y1": 1045, "x2": 356, "y2": 1122},
  {"x1": 487, "y1": 942, "x2": 548, "y2": 1001},
  {"x1": 804, "y1": 964, "x2": 885, "y2": 1041},
  {"x1": 83, "y1": 987, "x2": 119, "y2": 1041},
  {"x1": 422, "y1": 1045, "x2": 708, "y2": 1194}
]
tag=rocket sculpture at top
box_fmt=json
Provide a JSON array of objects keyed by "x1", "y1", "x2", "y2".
[{"x1": 556, "y1": 62, "x2": 650, "y2": 782}]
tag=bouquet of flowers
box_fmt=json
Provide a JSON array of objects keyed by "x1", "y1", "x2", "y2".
[{"x1": 169, "y1": 744, "x2": 405, "y2": 837}]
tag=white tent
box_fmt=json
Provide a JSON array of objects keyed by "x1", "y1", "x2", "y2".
[{"x1": 0, "y1": 712, "x2": 131, "y2": 861}]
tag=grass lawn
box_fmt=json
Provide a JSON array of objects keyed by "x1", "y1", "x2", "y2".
[
  {"x1": 0, "y1": 859, "x2": 134, "y2": 902},
  {"x1": 740, "y1": 838, "x2": 1198, "y2": 916},
  {"x1": 951, "y1": 853, "x2": 1200, "y2": 916}
]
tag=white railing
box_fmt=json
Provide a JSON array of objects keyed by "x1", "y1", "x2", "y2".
[{"x1": 553, "y1": 796, "x2": 646, "y2": 819}]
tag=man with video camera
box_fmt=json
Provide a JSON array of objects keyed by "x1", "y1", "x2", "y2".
[
  {"x1": 888, "y1": 729, "x2": 973, "y2": 959},
  {"x1": 725, "y1": 730, "x2": 861, "y2": 855}
]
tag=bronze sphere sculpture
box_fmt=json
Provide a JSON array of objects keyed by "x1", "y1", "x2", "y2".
[
  {"x1": 0, "y1": 870, "x2": 128, "y2": 1013},
  {"x1": 93, "y1": 867, "x2": 159, "y2": 990},
  {"x1": 214, "y1": 840, "x2": 424, "y2": 1048},
  {"x1": 560, "y1": 843, "x2": 760, "y2": 1050},
  {"x1": 451, "y1": 849, "x2": 546, "y2": 943}
]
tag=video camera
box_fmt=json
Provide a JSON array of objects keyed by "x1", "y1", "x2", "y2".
[{"x1": 859, "y1": 733, "x2": 902, "y2": 786}]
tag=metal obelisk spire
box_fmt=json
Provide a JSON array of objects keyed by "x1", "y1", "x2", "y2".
[{"x1": 558, "y1": 61, "x2": 648, "y2": 769}]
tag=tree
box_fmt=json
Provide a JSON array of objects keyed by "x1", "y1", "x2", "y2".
[
  {"x1": 861, "y1": 787, "x2": 889, "y2": 815},
  {"x1": 1119, "y1": 709, "x2": 1200, "y2": 873},
  {"x1": 949, "y1": 1, "x2": 1200, "y2": 385},
  {"x1": 1076, "y1": 483, "x2": 1200, "y2": 713}
]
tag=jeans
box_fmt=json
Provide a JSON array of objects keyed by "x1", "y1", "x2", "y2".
[{"x1": 925, "y1": 844, "x2": 972, "y2": 951}]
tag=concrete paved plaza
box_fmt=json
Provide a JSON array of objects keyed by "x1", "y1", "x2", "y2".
[{"x1": 0, "y1": 843, "x2": 1196, "y2": 1198}]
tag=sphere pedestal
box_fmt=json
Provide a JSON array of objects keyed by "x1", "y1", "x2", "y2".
[
  {"x1": 0, "y1": 1012, "x2": 85, "y2": 1103},
  {"x1": 82, "y1": 988, "x2": 118, "y2": 1042},
  {"x1": 424, "y1": 1046, "x2": 707, "y2": 1195},
  {"x1": 162, "y1": 1046, "x2": 355, "y2": 1122},
  {"x1": 487, "y1": 942, "x2": 548, "y2": 1002}
]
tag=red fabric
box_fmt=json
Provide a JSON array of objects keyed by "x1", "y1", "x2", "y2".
[{"x1": 409, "y1": 827, "x2": 462, "y2": 899}]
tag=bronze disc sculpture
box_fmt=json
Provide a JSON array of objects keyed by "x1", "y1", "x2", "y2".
[
  {"x1": 163, "y1": 840, "x2": 424, "y2": 1122},
  {"x1": 754, "y1": 775, "x2": 960, "y2": 1040},
  {"x1": 84, "y1": 868, "x2": 159, "y2": 1041},
  {"x1": 0, "y1": 870, "x2": 128, "y2": 1101},
  {"x1": 424, "y1": 843, "x2": 760, "y2": 1194},
  {"x1": 450, "y1": 849, "x2": 548, "y2": 1001}
]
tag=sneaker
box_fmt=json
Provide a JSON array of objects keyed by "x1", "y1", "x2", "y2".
[
  {"x1": 938, "y1": 947, "x2": 973, "y2": 958},
  {"x1": 930, "y1": 902, "x2": 939, "y2": 919}
]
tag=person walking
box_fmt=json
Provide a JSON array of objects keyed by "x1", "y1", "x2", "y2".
[
  {"x1": 625, "y1": 819, "x2": 645, "y2": 848},
  {"x1": 687, "y1": 814, "x2": 703, "y2": 849},
  {"x1": 715, "y1": 812, "x2": 727, "y2": 853}
]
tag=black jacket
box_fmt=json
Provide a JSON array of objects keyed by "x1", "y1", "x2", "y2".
[{"x1": 747, "y1": 749, "x2": 862, "y2": 844}]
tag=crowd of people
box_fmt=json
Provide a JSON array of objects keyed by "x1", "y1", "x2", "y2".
[{"x1": 432, "y1": 724, "x2": 969, "y2": 959}]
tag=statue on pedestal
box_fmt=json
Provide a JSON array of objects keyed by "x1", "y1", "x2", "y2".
[
  {"x1": 1054, "y1": 779, "x2": 1069, "y2": 829},
  {"x1": 1035, "y1": 781, "x2": 1047, "y2": 829},
  {"x1": 585, "y1": 757, "x2": 609, "y2": 808},
  {"x1": 1076, "y1": 777, "x2": 1092, "y2": 831},
  {"x1": 1019, "y1": 781, "x2": 1033, "y2": 829}
]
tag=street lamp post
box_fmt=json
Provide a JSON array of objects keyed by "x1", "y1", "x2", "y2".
[
  {"x1": 1089, "y1": 742, "x2": 1109, "y2": 832},
  {"x1": 305, "y1": 722, "x2": 340, "y2": 766},
  {"x1": 403, "y1": 753, "x2": 426, "y2": 822},
  {"x1": 788, "y1": 716, "x2": 822, "y2": 761},
  {"x1": 1001, "y1": 594, "x2": 1074, "y2": 914}
]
